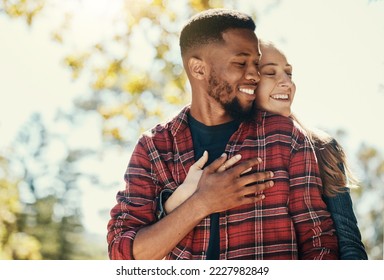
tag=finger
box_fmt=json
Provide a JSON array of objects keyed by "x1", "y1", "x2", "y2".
[
  {"x1": 239, "y1": 171, "x2": 274, "y2": 186},
  {"x1": 217, "y1": 154, "x2": 242, "y2": 172},
  {"x1": 241, "y1": 194, "x2": 266, "y2": 205},
  {"x1": 204, "y1": 153, "x2": 228, "y2": 173},
  {"x1": 239, "y1": 180, "x2": 274, "y2": 197},
  {"x1": 228, "y1": 157, "x2": 263, "y2": 176},
  {"x1": 240, "y1": 157, "x2": 263, "y2": 175},
  {"x1": 193, "y1": 151, "x2": 209, "y2": 170}
]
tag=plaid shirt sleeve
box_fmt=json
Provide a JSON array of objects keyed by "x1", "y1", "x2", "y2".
[
  {"x1": 107, "y1": 136, "x2": 160, "y2": 260},
  {"x1": 289, "y1": 125, "x2": 339, "y2": 259}
]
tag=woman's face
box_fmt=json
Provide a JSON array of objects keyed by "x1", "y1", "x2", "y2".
[{"x1": 255, "y1": 44, "x2": 295, "y2": 117}]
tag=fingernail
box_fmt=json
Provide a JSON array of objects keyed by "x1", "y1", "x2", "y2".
[
  {"x1": 261, "y1": 194, "x2": 265, "y2": 199},
  {"x1": 235, "y1": 154, "x2": 242, "y2": 160},
  {"x1": 221, "y1": 153, "x2": 227, "y2": 157},
  {"x1": 269, "y1": 181, "x2": 274, "y2": 187},
  {"x1": 257, "y1": 157, "x2": 262, "y2": 163},
  {"x1": 270, "y1": 171, "x2": 274, "y2": 177}
]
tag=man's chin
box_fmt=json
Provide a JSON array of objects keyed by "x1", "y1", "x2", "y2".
[
  {"x1": 224, "y1": 103, "x2": 255, "y2": 122},
  {"x1": 233, "y1": 111, "x2": 254, "y2": 122}
]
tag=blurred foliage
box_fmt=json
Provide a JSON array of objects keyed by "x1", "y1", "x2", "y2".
[
  {"x1": 1, "y1": 114, "x2": 105, "y2": 259},
  {"x1": 0, "y1": 155, "x2": 41, "y2": 259},
  {"x1": 0, "y1": 0, "x2": 45, "y2": 25},
  {"x1": 0, "y1": 0, "x2": 383, "y2": 260},
  {"x1": 354, "y1": 143, "x2": 384, "y2": 259}
]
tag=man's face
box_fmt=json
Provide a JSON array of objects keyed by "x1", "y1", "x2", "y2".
[
  {"x1": 205, "y1": 28, "x2": 261, "y2": 121},
  {"x1": 207, "y1": 70, "x2": 255, "y2": 121}
]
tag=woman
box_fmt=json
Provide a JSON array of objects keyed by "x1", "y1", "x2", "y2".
[{"x1": 254, "y1": 40, "x2": 367, "y2": 259}]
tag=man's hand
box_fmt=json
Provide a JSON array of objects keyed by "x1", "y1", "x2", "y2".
[{"x1": 194, "y1": 153, "x2": 274, "y2": 214}]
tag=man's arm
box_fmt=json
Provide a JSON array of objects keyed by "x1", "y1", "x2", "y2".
[{"x1": 107, "y1": 146, "x2": 274, "y2": 260}]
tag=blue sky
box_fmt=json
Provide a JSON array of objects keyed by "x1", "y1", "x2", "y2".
[{"x1": 0, "y1": 0, "x2": 383, "y2": 236}]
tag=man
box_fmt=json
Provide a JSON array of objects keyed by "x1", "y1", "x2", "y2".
[{"x1": 107, "y1": 8, "x2": 338, "y2": 260}]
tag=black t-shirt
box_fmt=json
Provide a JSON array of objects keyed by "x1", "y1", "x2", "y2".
[{"x1": 188, "y1": 113, "x2": 240, "y2": 259}]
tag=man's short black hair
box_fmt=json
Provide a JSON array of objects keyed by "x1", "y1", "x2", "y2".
[{"x1": 180, "y1": 8, "x2": 256, "y2": 56}]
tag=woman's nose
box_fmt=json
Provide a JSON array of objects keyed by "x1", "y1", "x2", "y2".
[{"x1": 278, "y1": 74, "x2": 293, "y2": 88}]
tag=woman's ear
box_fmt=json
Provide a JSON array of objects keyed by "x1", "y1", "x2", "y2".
[{"x1": 188, "y1": 57, "x2": 206, "y2": 80}]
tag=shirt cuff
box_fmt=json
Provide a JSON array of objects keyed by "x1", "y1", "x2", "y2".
[{"x1": 156, "y1": 189, "x2": 174, "y2": 220}]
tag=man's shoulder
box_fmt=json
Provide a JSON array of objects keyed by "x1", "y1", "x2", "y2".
[
  {"x1": 141, "y1": 106, "x2": 190, "y2": 140},
  {"x1": 261, "y1": 112, "x2": 295, "y2": 131},
  {"x1": 256, "y1": 112, "x2": 310, "y2": 142}
]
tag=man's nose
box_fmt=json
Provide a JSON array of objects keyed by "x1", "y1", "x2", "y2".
[{"x1": 245, "y1": 65, "x2": 260, "y2": 83}]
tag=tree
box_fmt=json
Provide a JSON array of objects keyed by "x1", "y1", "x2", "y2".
[
  {"x1": 0, "y1": 153, "x2": 42, "y2": 259},
  {"x1": 353, "y1": 143, "x2": 384, "y2": 259},
  {"x1": 0, "y1": 0, "x2": 44, "y2": 25},
  {"x1": 5, "y1": 113, "x2": 105, "y2": 259}
]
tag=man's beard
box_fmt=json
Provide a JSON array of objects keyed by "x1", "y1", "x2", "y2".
[{"x1": 208, "y1": 72, "x2": 255, "y2": 122}]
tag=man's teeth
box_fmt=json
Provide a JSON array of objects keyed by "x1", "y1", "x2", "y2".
[
  {"x1": 239, "y1": 88, "x2": 254, "y2": 95},
  {"x1": 271, "y1": 94, "x2": 289, "y2": 100}
]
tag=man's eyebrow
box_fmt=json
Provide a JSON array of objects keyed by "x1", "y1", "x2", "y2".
[
  {"x1": 234, "y1": 52, "x2": 250, "y2": 57},
  {"x1": 234, "y1": 52, "x2": 261, "y2": 57}
]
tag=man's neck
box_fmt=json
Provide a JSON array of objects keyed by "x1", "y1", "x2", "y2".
[{"x1": 190, "y1": 100, "x2": 233, "y2": 126}]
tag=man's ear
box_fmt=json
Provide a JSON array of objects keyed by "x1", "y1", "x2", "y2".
[{"x1": 188, "y1": 57, "x2": 206, "y2": 80}]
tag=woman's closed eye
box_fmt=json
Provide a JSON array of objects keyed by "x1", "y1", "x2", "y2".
[{"x1": 262, "y1": 71, "x2": 275, "y2": 76}]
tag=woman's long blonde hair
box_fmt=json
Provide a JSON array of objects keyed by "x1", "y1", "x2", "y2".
[{"x1": 291, "y1": 114, "x2": 359, "y2": 197}]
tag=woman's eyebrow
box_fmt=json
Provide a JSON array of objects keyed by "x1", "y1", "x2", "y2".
[
  {"x1": 259, "y1": 62, "x2": 278, "y2": 69},
  {"x1": 260, "y1": 63, "x2": 292, "y2": 69}
]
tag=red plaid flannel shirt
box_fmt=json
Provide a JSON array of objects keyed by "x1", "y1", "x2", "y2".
[{"x1": 107, "y1": 106, "x2": 338, "y2": 259}]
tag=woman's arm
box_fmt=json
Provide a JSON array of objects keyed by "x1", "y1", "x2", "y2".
[
  {"x1": 318, "y1": 140, "x2": 368, "y2": 260},
  {"x1": 163, "y1": 152, "x2": 246, "y2": 215},
  {"x1": 323, "y1": 190, "x2": 368, "y2": 260}
]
